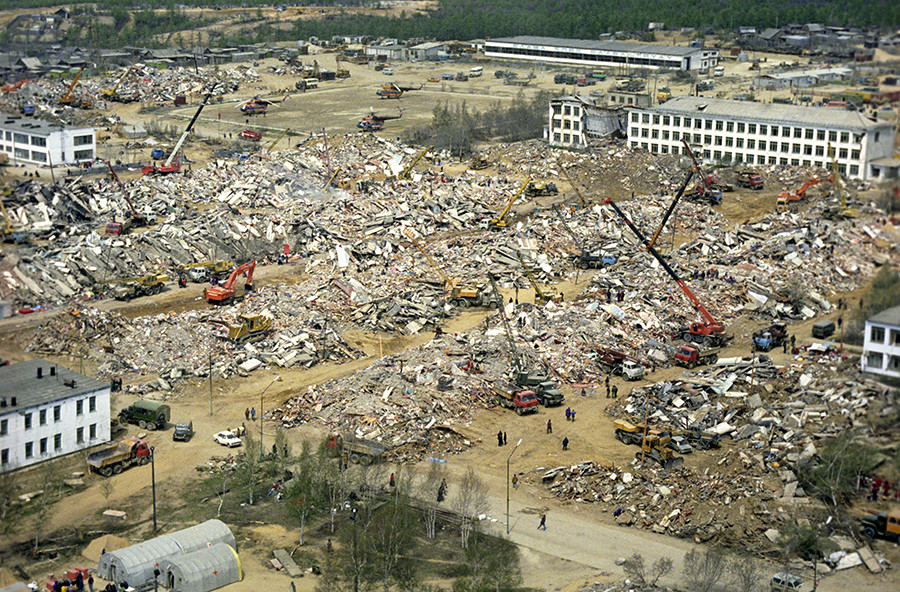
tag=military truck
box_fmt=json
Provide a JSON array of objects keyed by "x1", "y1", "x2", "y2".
[
  {"x1": 532, "y1": 381, "x2": 565, "y2": 407},
  {"x1": 524, "y1": 181, "x2": 559, "y2": 197},
  {"x1": 118, "y1": 400, "x2": 170, "y2": 431},
  {"x1": 324, "y1": 432, "x2": 386, "y2": 465},
  {"x1": 861, "y1": 509, "x2": 900, "y2": 542}
]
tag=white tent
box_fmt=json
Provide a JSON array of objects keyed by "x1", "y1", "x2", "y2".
[
  {"x1": 97, "y1": 520, "x2": 235, "y2": 591},
  {"x1": 159, "y1": 543, "x2": 242, "y2": 592}
]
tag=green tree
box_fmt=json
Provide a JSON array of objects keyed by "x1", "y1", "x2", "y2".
[
  {"x1": 452, "y1": 531, "x2": 521, "y2": 592},
  {"x1": 796, "y1": 433, "x2": 878, "y2": 505}
]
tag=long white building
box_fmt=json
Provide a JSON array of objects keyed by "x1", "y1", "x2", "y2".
[
  {"x1": 0, "y1": 359, "x2": 111, "y2": 472},
  {"x1": 626, "y1": 97, "x2": 894, "y2": 180},
  {"x1": 484, "y1": 36, "x2": 718, "y2": 71},
  {"x1": 861, "y1": 305, "x2": 900, "y2": 378},
  {"x1": 0, "y1": 116, "x2": 95, "y2": 166}
]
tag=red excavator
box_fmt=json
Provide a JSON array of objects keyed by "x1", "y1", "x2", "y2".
[{"x1": 204, "y1": 260, "x2": 257, "y2": 304}]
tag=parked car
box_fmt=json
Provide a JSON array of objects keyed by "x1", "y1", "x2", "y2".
[
  {"x1": 214, "y1": 430, "x2": 242, "y2": 447},
  {"x1": 667, "y1": 436, "x2": 693, "y2": 454},
  {"x1": 770, "y1": 572, "x2": 804, "y2": 591},
  {"x1": 173, "y1": 421, "x2": 194, "y2": 442}
]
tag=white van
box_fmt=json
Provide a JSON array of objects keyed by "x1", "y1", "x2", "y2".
[
  {"x1": 713, "y1": 65, "x2": 725, "y2": 77},
  {"x1": 382, "y1": 67, "x2": 394, "y2": 75},
  {"x1": 469, "y1": 66, "x2": 483, "y2": 77}
]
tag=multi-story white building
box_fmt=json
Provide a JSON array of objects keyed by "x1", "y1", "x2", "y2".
[
  {"x1": 547, "y1": 95, "x2": 627, "y2": 148},
  {"x1": 627, "y1": 96, "x2": 894, "y2": 180},
  {"x1": 0, "y1": 359, "x2": 111, "y2": 473},
  {"x1": 485, "y1": 36, "x2": 718, "y2": 71},
  {"x1": 861, "y1": 305, "x2": 900, "y2": 378},
  {"x1": 0, "y1": 116, "x2": 95, "y2": 166}
]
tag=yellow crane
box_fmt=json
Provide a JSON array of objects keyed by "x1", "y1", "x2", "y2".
[
  {"x1": 399, "y1": 145, "x2": 433, "y2": 180},
  {"x1": 560, "y1": 167, "x2": 587, "y2": 207},
  {"x1": 516, "y1": 251, "x2": 562, "y2": 306},
  {"x1": 335, "y1": 55, "x2": 350, "y2": 78},
  {"x1": 489, "y1": 179, "x2": 530, "y2": 230},
  {"x1": 825, "y1": 143, "x2": 859, "y2": 219},
  {"x1": 101, "y1": 65, "x2": 134, "y2": 99},
  {"x1": 266, "y1": 128, "x2": 291, "y2": 154},
  {"x1": 59, "y1": 64, "x2": 87, "y2": 106}
]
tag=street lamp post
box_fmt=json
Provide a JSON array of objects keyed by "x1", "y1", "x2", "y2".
[
  {"x1": 506, "y1": 438, "x2": 523, "y2": 535},
  {"x1": 150, "y1": 445, "x2": 157, "y2": 533},
  {"x1": 259, "y1": 375, "x2": 282, "y2": 459}
]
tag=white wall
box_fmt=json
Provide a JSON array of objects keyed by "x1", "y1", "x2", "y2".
[{"x1": 861, "y1": 321, "x2": 900, "y2": 378}]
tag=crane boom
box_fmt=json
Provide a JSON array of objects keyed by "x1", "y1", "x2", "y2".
[
  {"x1": 165, "y1": 92, "x2": 213, "y2": 167},
  {"x1": 102, "y1": 65, "x2": 133, "y2": 98},
  {"x1": 490, "y1": 179, "x2": 530, "y2": 229},
  {"x1": 552, "y1": 205, "x2": 582, "y2": 250},
  {"x1": 648, "y1": 169, "x2": 693, "y2": 249},
  {"x1": 400, "y1": 145, "x2": 432, "y2": 180},
  {"x1": 401, "y1": 227, "x2": 455, "y2": 289},
  {"x1": 604, "y1": 197, "x2": 726, "y2": 342},
  {"x1": 516, "y1": 251, "x2": 560, "y2": 306},
  {"x1": 681, "y1": 139, "x2": 722, "y2": 203},
  {"x1": 560, "y1": 167, "x2": 587, "y2": 207},
  {"x1": 60, "y1": 64, "x2": 87, "y2": 104},
  {"x1": 266, "y1": 128, "x2": 291, "y2": 154},
  {"x1": 488, "y1": 273, "x2": 524, "y2": 373}
]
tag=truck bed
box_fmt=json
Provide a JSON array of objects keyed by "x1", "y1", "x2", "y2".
[{"x1": 87, "y1": 447, "x2": 125, "y2": 466}]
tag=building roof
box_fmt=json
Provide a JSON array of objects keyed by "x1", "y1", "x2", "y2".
[
  {"x1": 486, "y1": 36, "x2": 706, "y2": 57},
  {"x1": 410, "y1": 41, "x2": 446, "y2": 50},
  {"x1": 649, "y1": 96, "x2": 890, "y2": 131},
  {"x1": 760, "y1": 28, "x2": 782, "y2": 40},
  {"x1": 762, "y1": 67, "x2": 852, "y2": 81},
  {"x1": 0, "y1": 359, "x2": 109, "y2": 412},
  {"x1": 0, "y1": 116, "x2": 93, "y2": 136},
  {"x1": 869, "y1": 304, "x2": 900, "y2": 326}
]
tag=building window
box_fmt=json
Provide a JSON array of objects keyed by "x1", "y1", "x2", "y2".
[
  {"x1": 890, "y1": 356, "x2": 900, "y2": 371},
  {"x1": 661, "y1": 145, "x2": 669, "y2": 154},
  {"x1": 552, "y1": 118, "x2": 561, "y2": 129},
  {"x1": 3, "y1": 132, "x2": 9, "y2": 141},
  {"x1": 651, "y1": 129, "x2": 659, "y2": 139},
  {"x1": 839, "y1": 148, "x2": 848, "y2": 159},
  {"x1": 553, "y1": 133, "x2": 561, "y2": 142},
  {"x1": 30, "y1": 136, "x2": 47, "y2": 147},
  {"x1": 790, "y1": 158, "x2": 799, "y2": 166},
  {"x1": 829, "y1": 131, "x2": 837, "y2": 142},
  {"x1": 90, "y1": 423, "x2": 97, "y2": 440},
  {"x1": 726, "y1": 122, "x2": 734, "y2": 132},
  {"x1": 724, "y1": 152, "x2": 733, "y2": 162},
  {"x1": 40, "y1": 437, "x2": 48, "y2": 455},
  {"x1": 793, "y1": 127, "x2": 801, "y2": 138},
  {"x1": 630, "y1": 141, "x2": 638, "y2": 148},
  {"x1": 866, "y1": 352, "x2": 884, "y2": 369},
  {"x1": 694, "y1": 134, "x2": 701, "y2": 144},
  {"x1": 770, "y1": 126, "x2": 778, "y2": 136},
  {"x1": 725, "y1": 137, "x2": 734, "y2": 147},
  {"x1": 653, "y1": 115, "x2": 660, "y2": 124},
  {"x1": 840, "y1": 132, "x2": 849, "y2": 143},
  {"x1": 705, "y1": 135, "x2": 713, "y2": 144},
  {"x1": 75, "y1": 134, "x2": 94, "y2": 146},
  {"x1": 563, "y1": 134, "x2": 570, "y2": 143},
  {"x1": 630, "y1": 112, "x2": 638, "y2": 122},
  {"x1": 54, "y1": 406, "x2": 61, "y2": 422},
  {"x1": 54, "y1": 434, "x2": 61, "y2": 450},
  {"x1": 673, "y1": 116, "x2": 681, "y2": 126},
  {"x1": 573, "y1": 107, "x2": 580, "y2": 116},
  {"x1": 672, "y1": 146, "x2": 680, "y2": 155},
  {"x1": 74, "y1": 149, "x2": 94, "y2": 161},
  {"x1": 782, "y1": 127, "x2": 791, "y2": 137},
  {"x1": 780, "y1": 157, "x2": 788, "y2": 165},
  {"x1": 14, "y1": 148, "x2": 29, "y2": 159},
  {"x1": 853, "y1": 133, "x2": 862, "y2": 144},
  {"x1": 13, "y1": 133, "x2": 27, "y2": 143},
  {"x1": 737, "y1": 122, "x2": 745, "y2": 133},
  {"x1": 747, "y1": 139, "x2": 755, "y2": 149},
  {"x1": 651, "y1": 143, "x2": 658, "y2": 152},
  {"x1": 629, "y1": 128, "x2": 638, "y2": 138},
  {"x1": 572, "y1": 121, "x2": 579, "y2": 130},
  {"x1": 641, "y1": 129, "x2": 649, "y2": 138},
  {"x1": 40, "y1": 409, "x2": 47, "y2": 425},
  {"x1": 815, "y1": 146, "x2": 824, "y2": 156},
  {"x1": 748, "y1": 124, "x2": 756, "y2": 133},
  {"x1": 715, "y1": 120, "x2": 724, "y2": 131},
  {"x1": 662, "y1": 131, "x2": 669, "y2": 140},
  {"x1": 817, "y1": 130, "x2": 825, "y2": 141},
  {"x1": 0, "y1": 419, "x2": 6, "y2": 435},
  {"x1": 759, "y1": 125, "x2": 767, "y2": 135},
  {"x1": 642, "y1": 113, "x2": 650, "y2": 124},
  {"x1": 713, "y1": 150, "x2": 722, "y2": 160},
  {"x1": 805, "y1": 129, "x2": 814, "y2": 140},
  {"x1": 703, "y1": 150, "x2": 711, "y2": 159},
  {"x1": 663, "y1": 116, "x2": 670, "y2": 125},
  {"x1": 695, "y1": 119, "x2": 703, "y2": 129},
  {"x1": 872, "y1": 326, "x2": 887, "y2": 342},
  {"x1": 641, "y1": 142, "x2": 648, "y2": 150},
  {"x1": 25, "y1": 413, "x2": 32, "y2": 430},
  {"x1": 892, "y1": 329, "x2": 900, "y2": 345},
  {"x1": 76, "y1": 427, "x2": 84, "y2": 444},
  {"x1": 792, "y1": 144, "x2": 801, "y2": 154},
  {"x1": 1, "y1": 449, "x2": 7, "y2": 465},
  {"x1": 849, "y1": 165, "x2": 858, "y2": 176},
  {"x1": 769, "y1": 157, "x2": 777, "y2": 164},
  {"x1": 76, "y1": 400, "x2": 83, "y2": 415},
  {"x1": 875, "y1": 132, "x2": 880, "y2": 142},
  {"x1": 804, "y1": 145, "x2": 812, "y2": 155},
  {"x1": 704, "y1": 120, "x2": 712, "y2": 130},
  {"x1": 672, "y1": 131, "x2": 679, "y2": 141},
  {"x1": 564, "y1": 105, "x2": 571, "y2": 116},
  {"x1": 89, "y1": 396, "x2": 96, "y2": 412},
  {"x1": 746, "y1": 155, "x2": 754, "y2": 164},
  {"x1": 25, "y1": 442, "x2": 33, "y2": 459},
  {"x1": 851, "y1": 149, "x2": 860, "y2": 160}
]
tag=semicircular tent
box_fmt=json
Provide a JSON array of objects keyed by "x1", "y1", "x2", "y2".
[
  {"x1": 98, "y1": 520, "x2": 235, "y2": 590},
  {"x1": 159, "y1": 543, "x2": 242, "y2": 592}
]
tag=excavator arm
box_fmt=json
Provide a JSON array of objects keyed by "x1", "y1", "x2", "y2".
[
  {"x1": 681, "y1": 139, "x2": 720, "y2": 199},
  {"x1": 488, "y1": 273, "x2": 524, "y2": 374},
  {"x1": 60, "y1": 64, "x2": 87, "y2": 104},
  {"x1": 604, "y1": 198, "x2": 720, "y2": 329},
  {"x1": 266, "y1": 128, "x2": 291, "y2": 154},
  {"x1": 102, "y1": 65, "x2": 133, "y2": 98},
  {"x1": 165, "y1": 92, "x2": 213, "y2": 167},
  {"x1": 552, "y1": 204, "x2": 583, "y2": 251}
]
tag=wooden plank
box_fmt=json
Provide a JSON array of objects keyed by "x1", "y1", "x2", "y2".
[{"x1": 273, "y1": 548, "x2": 302, "y2": 577}]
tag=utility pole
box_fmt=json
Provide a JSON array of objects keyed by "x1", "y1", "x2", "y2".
[
  {"x1": 506, "y1": 438, "x2": 522, "y2": 534},
  {"x1": 150, "y1": 446, "x2": 158, "y2": 532}
]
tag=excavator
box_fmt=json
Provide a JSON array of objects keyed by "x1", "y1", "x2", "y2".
[
  {"x1": 399, "y1": 145, "x2": 432, "y2": 180},
  {"x1": 488, "y1": 179, "x2": 530, "y2": 230},
  {"x1": 101, "y1": 65, "x2": 134, "y2": 102},
  {"x1": 680, "y1": 139, "x2": 725, "y2": 205},
  {"x1": 59, "y1": 64, "x2": 91, "y2": 109},
  {"x1": 178, "y1": 260, "x2": 235, "y2": 283},
  {"x1": 516, "y1": 251, "x2": 563, "y2": 306},
  {"x1": 552, "y1": 205, "x2": 617, "y2": 268},
  {"x1": 143, "y1": 91, "x2": 213, "y2": 176},
  {"x1": 334, "y1": 55, "x2": 350, "y2": 79},
  {"x1": 775, "y1": 176, "x2": 828, "y2": 213},
  {"x1": 401, "y1": 228, "x2": 498, "y2": 308},
  {"x1": 99, "y1": 273, "x2": 169, "y2": 301},
  {"x1": 823, "y1": 143, "x2": 860, "y2": 220},
  {"x1": 204, "y1": 260, "x2": 257, "y2": 304},
  {"x1": 605, "y1": 197, "x2": 731, "y2": 347},
  {"x1": 103, "y1": 161, "x2": 152, "y2": 234}
]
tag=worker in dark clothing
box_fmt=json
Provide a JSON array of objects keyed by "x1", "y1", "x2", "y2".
[
  {"x1": 612, "y1": 385, "x2": 618, "y2": 399},
  {"x1": 497, "y1": 430, "x2": 504, "y2": 446},
  {"x1": 562, "y1": 436, "x2": 569, "y2": 451},
  {"x1": 546, "y1": 419, "x2": 552, "y2": 434},
  {"x1": 538, "y1": 514, "x2": 546, "y2": 530}
]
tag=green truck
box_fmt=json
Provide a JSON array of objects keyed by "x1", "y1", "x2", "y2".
[{"x1": 118, "y1": 400, "x2": 171, "y2": 431}]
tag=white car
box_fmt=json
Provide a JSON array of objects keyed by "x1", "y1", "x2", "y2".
[{"x1": 214, "y1": 431, "x2": 242, "y2": 447}]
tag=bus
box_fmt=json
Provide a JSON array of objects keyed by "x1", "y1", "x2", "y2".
[{"x1": 469, "y1": 66, "x2": 483, "y2": 77}]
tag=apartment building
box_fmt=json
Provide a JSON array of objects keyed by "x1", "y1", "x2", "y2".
[
  {"x1": 626, "y1": 97, "x2": 893, "y2": 180},
  {"x1": 0, "y1": 116, "x2": 95, "y2": 166},
  {"x1": 547, "y1": 95, "x2": 627, "y2": 148},
  {"x1": 861, "y1": 305, "x2": 900, "y2": 379},
  {"x1": 1, "y1": 359, "x2": 111, "y2": 473}
]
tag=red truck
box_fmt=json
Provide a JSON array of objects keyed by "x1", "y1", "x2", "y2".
[
  {"x1": 239, "y1": 129, "x2": 262, "y2": 141},
  {"x1": 674, "y1": 345, "x2": 720, "y2": 368},
  {"x1": 736, "y1": 171, "x2": 764, "y2": 190},
  {"x1": 86, "y1": 437, "x2": 151, "y2": 477},
  {"x1": 495, "y1": 388, "x2": 539, "y2": 415}
]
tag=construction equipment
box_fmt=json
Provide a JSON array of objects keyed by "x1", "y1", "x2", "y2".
[
  {"x1": 103, "y1": 161, "x2": 151, "y2": 233},
  {"x1": 178, "y1": 260, "x2": 235, "y2": 283},
  {"x1": 752, "y1": 322, "x2": 788, "y2": 352},
  {"x1": 488, "y1": 179, "x2": 530, "y2": 230},
  {"x1": 614, "y1": 419, "x2": 656, "y2": 445},
  {"x1": 87, "y1": 437, "x2": 151, "y2": 477},
  {"x1": 401, "y1": 228, "x2": 498, "y2": 308},
  {"x1": 209, "y1": 313, "x2": 273, "y2": 342},
  {"x1": 265, "y1": 128, "x2": 291, "y2": 154},
  {"x1": 861, "y1": 509, "x2": 900, "y2": 542},
  {"x1": 335, "y1": 55, "x2": 350, "y2": 78},
  {"x1": 595, "y1": 347, "x2": 649, "y2": 378},
  {"x1": 674, "y1": 344, "x2": 721, "y2": 368},
  {"x1": 553, "y1": 205, "x2": 617, "y2": 268},
  {"x1": 399, "y1": 145, "x2": 432, "y2": 180},
  {"x1": 680, "y1": 427, "x2": 721, "y2": 450},
  {"x1": 824, "y1": 143, "x2": 860, "y2": 220},
  {"x1": 493, "y1": 386, "x2": 539, "y2": 415},
  {"x1": 516, "y1": 251, "x2": 563, "y2": 306},
  {"x1": 325, "y1": 432, "x2": 386, "y2": 466},
  {"x1": 59, "y1": 64, "x2": 87, "y2": 106},
  {"x1": 736, "y1": 170, "x2": 764, "y2": 189},
  {"x1": 469, "y1": 154, "x2": 491, "y2": 170},
  {"x1": 636, "y1": 433, "x2": 684, "y2": 469},
  {"x1": 101, "y1": 65, "x2": 134, "y2": 101},
  {"x1": 647, "y1": 169, "x2": 694, "y2": 250},
  {"x1": 143, "y1": 91, "x2": 213, "y2": 175},
  {"x1": 101, "y1": 273, "x2": 169, "y2": 300},
  {"x1": 776, "y1": 176, "x2": 828, "y2": 212},
  {"x1": 605, "y1": 197, "x2": 731, "y2": 347},
  {"x1": 524, "y1": 181, "x2": 559, "y2": 197},
  {"x1": 559, "y1": 167, "x2": 588, "y2": 207},
  {"x1": 204, "y1": 260, "x2": 256, "y2": 304},
  {"x1": 681, "y1": 139, "x2": 724, "y2": 205}
]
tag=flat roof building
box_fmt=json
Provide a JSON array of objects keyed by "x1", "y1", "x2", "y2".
[
  {"x1": 0, "y1": 116, "x2": 95, "y2": 166},
  {"x1": 547, "y1": 95, "x2": 627, "y2": 148},
  {"x1": 484, "y1": 36, "x2": 718, "y2": 71},
  {"x1": 626, "y1": 97, "x2": 893, "y2": 180},
  {"x1": 861, "y1": 305, "x2": 900, "y2": 378},
  {"x1": 1, "y1": 359, "x2": 111, "y2": 472}
]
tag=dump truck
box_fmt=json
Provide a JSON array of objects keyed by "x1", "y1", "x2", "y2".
[
  {"x1": 118, "y1": 400, "x2": 170, "y2": 431},
  {"x1": 87, "y1": 437, "x2": 151, "y2": 477},
  {"x1": 448, "y1": 285, "x2": 501, "y2": 309},
  {"x1": 614, "y1": 419, "x2": 647, "y2": 445},
  {"x1": 101, "y1": 273, "x2": 169, "y2": 301},
  {"x1": 595, "y1": 347, "x2": 648, "y2": 378},
  {"x1": 753, "y1": 322, "x2": 788, "y2": 352},
  {"x1": 324, "y1": 432, "x2": 386, "y2": 465},
  {"x1": 621, "y1": 360, "x2": 644, "y2": 381},
  {"x1": 860, "y1": 509, "x2": 900, "y2": 542},
  {"x1": 495, "y1": 388, "x2": 539, "y2": 415},
  {"x1": 674, "y1": 344, "x2": 720, "y2": 368},
  {"x1": 736, "y1": 171, "x2": 764, "y2": 190}
]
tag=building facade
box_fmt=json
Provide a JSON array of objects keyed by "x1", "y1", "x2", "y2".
[
  {"x1": 547, "y1": 95, "x2": 627, "y2": 148},
  {"x1": 861, "y1": 305, "x2": 900, "y2": 378},
  {"x1": 626, "y1": 97, "x2": 894, "y2": 180},
  {"x1": 485, "y1": 36, "x2": 718, "y2": 71},
  {"x1": 0, "y1": 117, "x2": 95, "y2": 166},
  {"x1": 0, "y1": 359, "x2": 111, "y2": 473}
]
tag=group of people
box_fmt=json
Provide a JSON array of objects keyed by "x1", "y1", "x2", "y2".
[
  {"x1": 860, "y1": 475, "x2": 900, "y2": 501},
  {"x1": 605, "y1": 288, "x2": 626, "y2": 303},
  {"x1": 42, "y1": 572, "x2": 93, "y2": 592},
  {"x1": 496, "y1": 430, "x2": 508, "y2": 446}
]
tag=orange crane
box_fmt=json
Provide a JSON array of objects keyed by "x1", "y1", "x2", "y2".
[
  {"x1": 59, "y1": 64, "x2": 87, "y2": 106},
  {"x1": 605, "y1": 197, "x2": 730, "y2": 347},
  {"x1": 204, "y1": 260, "x2": 257, "y2": 304}
]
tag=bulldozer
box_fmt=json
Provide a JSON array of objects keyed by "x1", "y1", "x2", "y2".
[
  {"x1": 470, "y1": 154, "x2": 491, "y2": 170},
  {"x1": 635, "y1": 434, "x2": 684, "y2": 469},
  {"x1": 524, "y1": 181, "x2": 559, "y2": 197},
  {"x1": 210, "y1": 314, "x2": 273, "y2": 343}
]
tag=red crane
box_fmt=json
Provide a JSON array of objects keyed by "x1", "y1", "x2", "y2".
[
  {"x1": 204, "y1": 260, "x2": 257, "y2": 304},
  {"x1": 604, "y1": 197, "x2": 730, "y2": 347},
  {"x1": 681, "y1": 139, "x2": 725, "y2": 205}
]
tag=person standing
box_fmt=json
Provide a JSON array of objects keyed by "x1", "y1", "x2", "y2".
[
  {"x1": 571, "y1": 410, "x2": 576, "y2": 422},
  {"x1": 546, "y1": 419, "x2": 552, "y2": 434},
  {"x1": 497, "y1": 430, "x2": 504, "y2": 447},
  {"x1": 250, "y1": 407, "x2": 256, "y2": 421},
  {"x1": 612, "y1": 385, "x2": 618, "y2": 399},
  {"x1": 538, "y1": 514, "x2": 546, "y2": 530},
  {"x1": 512, "y1": 474, "x2": 519, "y2": 489},
  {"x1": 87, "y1": 576, "x2": 93, "y2": 592},
  {"x1": 565, "y1": 407, "x2": 571, "y2": 421},
  {"x1": 606, "y1": 383, "x2": 611, "y2": 398},
  {"x1": 245, "y1": 408, "x2": 250, "y2": 421},
  {"x1": 562, "y1": 436, "x2": 569, "y2": 451},
  {"x1": 503, "y1": 432, "x2": 508, "y2": 445}
]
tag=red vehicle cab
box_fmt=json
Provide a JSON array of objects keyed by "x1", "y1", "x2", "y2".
[{"x1": 239, "y1": 129, "x2": 262, "y2": 141}]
